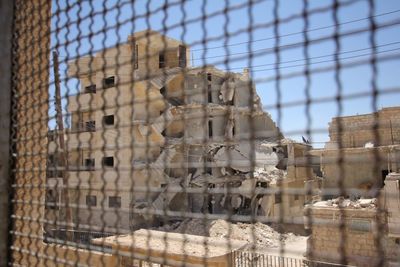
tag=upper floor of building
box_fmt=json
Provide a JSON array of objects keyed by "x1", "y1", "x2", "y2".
[
  {"x1": 326, "y1": 106, "x2": 400, "y2": 149},
  {"x1": 68, "y1": 30, "x2": 190, "y2": 90}
]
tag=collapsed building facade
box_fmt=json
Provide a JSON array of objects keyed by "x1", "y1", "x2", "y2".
[{"x1": 45, "y1": 30, "x2": 319, "y2": 237}]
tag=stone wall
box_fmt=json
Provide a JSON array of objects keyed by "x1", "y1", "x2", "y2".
[
  {"x1": 9, "y1": 2, "x2": 118, "y2": 266},
  {"x1": 318, "y1": 147, "x2": 400, "y2": 195},
  {"x1": 42, "y1": 244, "x2": 113, "y2": 267},
  {"x1": 306, "y1": 207, "x2": 400, "y2": 267},
  {"x1": 327, "y1": 107, "x2": 400, "y2": 148},
  {"x1": 10, "y1": 0, "x2": 51, "y2": 265}
]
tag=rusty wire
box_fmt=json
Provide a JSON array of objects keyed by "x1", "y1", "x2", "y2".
[{"x1": 5, "y1": 0, "x2": 400, "y2": 267}]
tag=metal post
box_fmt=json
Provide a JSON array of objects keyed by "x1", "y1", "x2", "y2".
[
  {"x1": 52, "y1": 50, "x2": 73, "y2": 240},
  {"x1": 389, "y1": 119, "x2": 394, "y2": 145},
  {"x1": 0, "y1": 1, "x2": 15, "y2": 266}
]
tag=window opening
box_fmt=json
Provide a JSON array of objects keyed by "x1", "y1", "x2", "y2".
[
  {"x1": 103, "y1": 115, "x2": 114, "y2": 126},
  {"x1": 178, "y1": 45, "x2": 187, "y2": 68},
  {"x1": 85, "y1": 158, "x2": 95, "y2": 170},
  {"x1": 103, "y1": 76, "x2": 115, "y2": 88},
  {"x1": 159, "y1": 53, "x2": 165, "y2": 68},
  {"x1": 208, "y1": 120, "x2": 213, "y2": 138},
  {"x1": 84, "y1": 84, "x2": 96, "y2": 94},
  {"x1": 102, "y1": 156, "x2": 114, "y2": 167},
  {"x1": 109, "y1": 196, "x2": 121, "y2": 208},
  {"x1": 86, "y1": 195, "x2": 97, "y2": 207}
]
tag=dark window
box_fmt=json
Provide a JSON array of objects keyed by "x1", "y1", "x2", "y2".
[
  {"x1": 131, "y1": 39, "x2": 139, "y2": 69},
  {"x1": 178, "y1": 45, "x2": 187, "y2": 68},
  {"x1": 85, "y1": 158, "x2": 95, "y2": 170},
  {"x1": 207, "y1": 73, "x2": 212, "y2": 81},
  {"x1": 48, "y1": 153, "x2": 63, "y2": 167},
  {"x1": 103, "y1": 115, "x2": 114, "y2": 126},
  {"x1": 84, "y1": 84, "x2": 96, "y2": 93},
  {"x1": 275, "y1": 193, "x2": 282, "y2": 204},
  {"x1": 382, "y1": 169, "x2": 390, "y2": 187},
  {"x1": 205, "y1": 159, "x2": 212, "y2": 175},
  {"x1": 48, "y1": 131, "x2": 56, "y2": 142},
  {"x1": 159, "y1": 53, "x2": 165, "y2": 68},
  {"x1": 45, "y1": 189, "x2": 58, "y2": 210},
  {"x1": 208, "y1": 120, "x2": 213, "y2": 138},
  {"x1": 48, "y1": 154, "x2": 55, "y2": 165},
  {"x1": 102, "y1": 156, "x2": 114, "y2": 167},
  {"x1": 46, "y1": 170, "x2": 63, "y2": 178},
  {"x1": 109, "y1": 196, "x2": 121, "y2": 208},
  {"x1": 103, "y1": 76, "x2": 115, "y2": 88},
  {"x1": 208, "y1": 84, "x2": 212, "y2": 103},
  {"x1": 86, "y1": 195, "x2": 97, "y2": 207},
  {"x1": 134, "y1": 44, "x2": 139, "y2": 69},
  {"x1": 294, "y1": 194, "x2": 299, "y2": 201},
  {"x1": 160, "y1": 86, "x2": 166, "y2": 98},
  {"x1": 85, "y1": 120, "x2": 96, "y2": 132}
]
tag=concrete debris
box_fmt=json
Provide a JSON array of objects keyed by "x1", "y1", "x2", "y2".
[
  {"x1": 312, "y1": 197, "x2": 377, "y2": 209},
  {"x1": 156, "y1": 219, "x2": 303, "y2": 249},
  {"x1": 224, "y1": 108, "x2": 235, "y2": 139},
  {"x1": 213, "y1": 141, "x2": 282, "y2": 172},
  {"x1": 253, "y1": 167, "x2": 287, "y2": 184},
  {"x1": 150, "y1": 67, "x2": 182, "y2": 89},
  {"x1": 151, "y1": 179, "x2": 182, "y2": 210},
  {"x1": 197, "y1": 174, "x2": 244, "y2": 185},
  {"x1": 152, "y1": 107, "x2": 175, "y2": 132},
  {"x1": 220, "y1": 78, "x2": 235, "y2": 102},
  {"x1": 138, "y1": 125, "x2": 150, "y2": 136},
  {"x1": 364, "y1": 141, "x2": 375, "y2": 148}
]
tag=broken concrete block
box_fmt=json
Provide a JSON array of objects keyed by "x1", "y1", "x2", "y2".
[{"x1": 220, "y1": 78, "x2": 235, "y2": 102}]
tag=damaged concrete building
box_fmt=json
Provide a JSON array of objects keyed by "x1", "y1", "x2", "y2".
[{"x1": 45, "y1": 30, "x2": 319, "y2": 237}]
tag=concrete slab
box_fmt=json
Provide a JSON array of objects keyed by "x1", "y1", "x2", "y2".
[{"x1": 93, "y1": 229, "x2": 248, "y2": 267}]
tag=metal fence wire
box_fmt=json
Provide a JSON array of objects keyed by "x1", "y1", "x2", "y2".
[{"x1": 2, "y1": 0, "x2": 400, "y2": 266}]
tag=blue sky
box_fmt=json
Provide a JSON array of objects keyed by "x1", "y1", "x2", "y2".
[{"x1": 50, "y1": 0, "x2": 400, "y2": 147}]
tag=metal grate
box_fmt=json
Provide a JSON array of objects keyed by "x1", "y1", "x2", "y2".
[{"x1": 2, "y1": 0, "x2": 400, "y2": 266}]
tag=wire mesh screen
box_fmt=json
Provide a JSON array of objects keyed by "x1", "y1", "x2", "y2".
[{"x1": 5, "y1": 0, "x2": 400, "y2": 266}]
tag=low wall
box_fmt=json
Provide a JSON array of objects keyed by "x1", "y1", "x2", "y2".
[
  {"x1": 42, "y1": 243, "x2": 113, "y2": 267},
  {"x1": 305, "y1": 207, "x2": 400, "y2": 267}
]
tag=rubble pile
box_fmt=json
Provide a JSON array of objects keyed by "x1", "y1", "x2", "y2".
[
  {"x1": 312, "y1": 197, "x2": 377, "y2": 209},
  {"x1": 156, "y1": 219, "x2": 302, "y2": 249}
]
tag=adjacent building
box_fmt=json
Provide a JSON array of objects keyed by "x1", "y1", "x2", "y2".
[
  {"x1": 310, "y1": 107, "x2": 400, "y2": 198},
  {"x1": 304, "y1": 108, "x2": 400, "y2": 266}
]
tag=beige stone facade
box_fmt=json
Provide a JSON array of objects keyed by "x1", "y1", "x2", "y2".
[
  {"x1": 305, "y1": 207, "x2": 386, "y2": 266},
  {"x1": 310, "y1": 107, "x2": 400, "y2": 198},
  {"x1": 46, "y1": 30, "x2": 191, "y2": 233},
  {"x1": 305, "y1": 197, "x2": 400, "y2": 267},
  {"x1": 326, "y1": 107, "x2": 400, "y2": 149}
]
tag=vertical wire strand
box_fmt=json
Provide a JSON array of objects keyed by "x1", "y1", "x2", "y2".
[
  {"x1": 128, "y1": 1, "x2": 138, "y2": 265},
  {"x1": 368, "y1": 0, "x2": 385, "y2": 266},
  {"x1": 302, "y1": 0, "x2": 314, "y2": 262},
  {"x1": 99, "y1": 2, "x2": 108, "y2": 266},
  {"x1": 333, "y1": 0, "x2": 348, "y2": 265}
]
